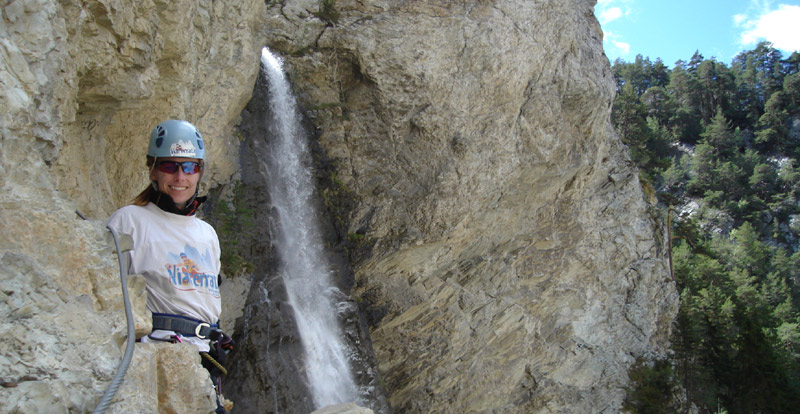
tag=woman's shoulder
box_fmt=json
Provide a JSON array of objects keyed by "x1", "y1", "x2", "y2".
[
  {"x1": 109, "y1": 204, "x2": 149, "y2": 219},
  {"x1": 195, "y1": 216, "x2": 219, "y2": 237},
  {"x1": 107, "y1": 203, "x2": 158, "y2": 229}
]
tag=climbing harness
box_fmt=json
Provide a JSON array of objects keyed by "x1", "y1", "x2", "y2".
[
  {"x1": 150, "y1": 313, "x2": 234, "y2": 371},
  {"x1": 152, "y1": 313, "x2": 220, "y2": 339},
  {"x1": 152, "y1": 312, "x2": 234, "y2": 414}
]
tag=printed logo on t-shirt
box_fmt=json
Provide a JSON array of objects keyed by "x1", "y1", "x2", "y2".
[{"x1": 164, "y1": 245, "x2": 220, "y2": 298}]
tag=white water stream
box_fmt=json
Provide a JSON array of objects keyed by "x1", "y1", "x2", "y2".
[{"x1": 260, "y1": 47, "x2": 360, "y2": 408}]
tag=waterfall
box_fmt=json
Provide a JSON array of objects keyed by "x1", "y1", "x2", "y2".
[{"x1": 259, "y1": 47, "x2": 360, "y2": 409}]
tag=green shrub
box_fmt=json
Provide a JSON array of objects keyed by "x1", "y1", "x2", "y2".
[{"x1": 623, "y1": 359, "x2": 677, "y2": 414}]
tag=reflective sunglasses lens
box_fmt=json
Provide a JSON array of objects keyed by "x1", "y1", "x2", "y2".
[
  {"x1": 157, "y1": 161, "x2": 179, "y2": 173},
  {"x1": 157, "y1": 161, "x2": 201, "y2": 175},
  {"x1": 181, "y1": 162, "x2": 200, "y2": 174}
]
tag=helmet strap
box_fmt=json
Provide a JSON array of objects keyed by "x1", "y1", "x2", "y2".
[{"x1": 149, "y1": 156, "x2": 159, "y2": 192}]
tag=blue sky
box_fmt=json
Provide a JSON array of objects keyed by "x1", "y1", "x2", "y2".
[{"x1": 597, "y1": 0, "x2": 800, "y2": 66}]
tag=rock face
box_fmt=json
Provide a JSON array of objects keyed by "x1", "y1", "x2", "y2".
[
  {"x1": 0, "y1": 0, "x2": 679, "y2": 413},
  {"x1": 258, "y1": 0, "x2": 678, "y2": 412},
  {"x1": 1, "y1": 0, "x2": 263, "y2": 411}
]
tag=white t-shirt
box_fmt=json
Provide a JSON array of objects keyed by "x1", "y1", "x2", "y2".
[{"x1": 107, "y1": 202, "x2": 221, "y2": 351}]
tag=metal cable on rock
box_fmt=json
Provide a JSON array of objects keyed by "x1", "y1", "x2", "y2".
[{"x1": 93, "y1": 224, "x2": 137, "y2": 414}]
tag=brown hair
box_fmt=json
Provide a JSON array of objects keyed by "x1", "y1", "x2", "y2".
[
  {"x1": 132, "y1": 156, "x2": 157, "y2": 206},
  {"x1": 132, "y1": 186, "x2": 157, "y2": 206}
]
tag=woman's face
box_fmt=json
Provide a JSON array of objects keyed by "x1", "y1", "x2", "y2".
[{"x1": 151, "y1": 157, "x2": 202, "y2": 207}]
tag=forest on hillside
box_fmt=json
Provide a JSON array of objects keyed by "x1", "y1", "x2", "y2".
[{"x1": 611, "y1": 42, "x2": 800, "y2": 413}]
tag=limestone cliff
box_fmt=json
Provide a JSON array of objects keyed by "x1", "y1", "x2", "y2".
[
  {"x1": 1, "y1": 0, "x2": 678, "y2": 413},
  {"x1": 247, "y1": 0, "x2": 678, "y2": 412},
  {"x1": 1, "y1": 0, "x2": 264, "y2": 411}
]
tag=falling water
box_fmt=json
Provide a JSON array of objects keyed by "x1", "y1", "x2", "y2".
[{"x1": 259, "y1": 47, "x2": 360, "y2": 408}]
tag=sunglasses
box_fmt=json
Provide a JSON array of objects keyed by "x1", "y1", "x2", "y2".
[{"x1": 156, "y1": 161, "x2": 203, "y2": 175}]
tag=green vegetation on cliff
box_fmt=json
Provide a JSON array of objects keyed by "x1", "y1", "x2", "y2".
[
  {"x1": 206, "y1": 183, "x2": 256, "y2": 277},
  {"x1": 613, "y1": 42, "x2": 800, "y2": 413}
]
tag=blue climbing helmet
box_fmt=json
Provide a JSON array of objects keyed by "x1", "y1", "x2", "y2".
[{"x1": 147, "y1": 119, "x2": 205, "y2": 160}]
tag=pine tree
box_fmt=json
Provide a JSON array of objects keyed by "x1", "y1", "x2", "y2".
[
  {"x1": 612, "y1": 43, "x2": 800, "y2": 413},
  {"x1": 668, "y1": 64, "x2": 703, "y2": 143},
  {"x1": 696, "y1": 59, "x2": 735, "y2": 123},
  {"x1": 703, "y1": 109, "x2": 740, "y2": 158}
]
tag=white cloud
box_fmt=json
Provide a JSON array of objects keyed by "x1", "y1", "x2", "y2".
[
  {"x1": 599, "y1": 7, "x2": 624, "y2": 25},
  {"x1": 596, "y1": 0, "x2": 635, "y2": 60},
  {"x1": 603, "y1": 31, "x2": 631, "y2": 60},
  {"x1": 595, "y1": 0, "x2": 634, "y2": 24},
  {"x1": 613, "y1": 40, "x2": 631, "y2": 55},
  {"x1": 736, "y1": 4, "x2": 800, "y2": 53}
]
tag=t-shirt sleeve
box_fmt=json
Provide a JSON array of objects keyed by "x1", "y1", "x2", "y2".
[
  {"x1": 107, "y1": 207, "x2": 134, "y2": 238},
  {"x1": 106, "y1": 206, "x2": 141, "y2": 275}
]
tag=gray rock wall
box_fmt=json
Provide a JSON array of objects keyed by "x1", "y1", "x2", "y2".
[{"x1": 263, "y1": 0, "x2": 679, "y2": 412}]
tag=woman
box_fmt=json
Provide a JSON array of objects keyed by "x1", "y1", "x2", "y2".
[{"x1": 107, "y1": 119, "x2": 231, "y2": 413}]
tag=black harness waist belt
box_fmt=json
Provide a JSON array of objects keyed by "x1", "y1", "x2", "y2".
[{"x1": 152, "y1": 313, "x2": 218, "y2": 339}]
